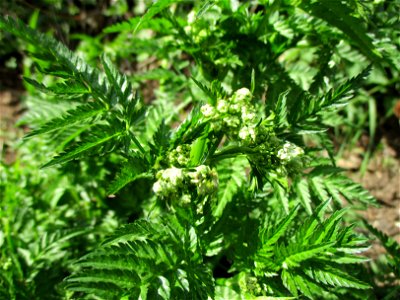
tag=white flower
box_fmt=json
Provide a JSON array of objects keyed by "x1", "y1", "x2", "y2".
[
  {"x1": 201, "y1": 104, "x2": 215, "y2": 118},
  {"x1": 224, "y1": 115, "x2": 240, "y2": 128},
  {"x1": 177, "y1": 154, "x2": 188, "y2": 165},
  {"x1": 277, "y1": 142, "x2": 304, "y2": 162},
  {"x1": 187, "y1": 10, "x2": 196, "y2": 24},
  {"x1": 162, "y1": 167, "x2": 184, "y2": 185},
  {"x1": 239, "y1": 126, "x2": 256, "y2": 141},
  {"x1": 277, "y1": 149, "x2": 289, "y2": 161},
  {"x1": 195, "y1": 165, "x2": 209, "y2": 175},
  {"x1": 233, "y1": 88, "x2": 252, "y2": 103},
  {"x1": 229, "y1": 103, "x2": 241, "y2": 114},
  {"x1": 181, "y1": 194, "x2": 191, "y2": 204},
  {"x1": 217, "y1": 100, "x2": 229, "y2": 113},
  {"x1": 152, "y1": 181, "x2": 163, "y2": 194},
  {"x1": 241, "y1": 106, "x2": 256, "y2": 122}
]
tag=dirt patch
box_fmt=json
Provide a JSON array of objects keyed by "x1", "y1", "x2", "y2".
[
  {"x1": 338, "y1": 139, "x2": 400, "y2": 258},
  {"x1": 0, "y1": 89, "x2": 23, "y2": 164}
]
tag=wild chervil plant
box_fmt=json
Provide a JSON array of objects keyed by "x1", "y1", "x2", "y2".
[{"x1": 1, "y1": 1, "x2": 399, "y2": 299}]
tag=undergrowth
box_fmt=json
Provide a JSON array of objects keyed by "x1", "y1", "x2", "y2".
[{"x1": 1, "y1": 1, "x2": 399, "y2": 299}]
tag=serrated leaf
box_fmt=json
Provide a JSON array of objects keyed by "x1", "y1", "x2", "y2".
[
  {"x1": 214, "y1": 157, "x2": 247, "y2": 217},
  {"x1": 363, "y1": 220, "x2": 400, "y2": 260},
  {"x1": 196, "y1": 0, "x2": 217, "y2": 20},
  {"x1": 283, "y1": 243, "x2": 335, "y2": 268},
  {"x1": 101, "y1": 54, "x2": 134, "y2": 105},
  {"x1": 191, "y1": 77, "x2": 216, "y2": 103},
  {"x1": 281, "y1": 269, "x2": 298, "y2": 297},
  {"x1": 326, "y1": 175, "x2": 377, "y2": 206},
  {"x1": 304, "y1": 266, "x2": 370, "y2": 289},
  {"x1": 135, "y1": 0, "x2": 177, "y2": 33},
  {"x1": 41, "y1": 130, "x2": 123, "y2": 168},
  {"x1": 294, "y1": 178, "x2": 312, "y2": 215},
  {"x1": 262, "y1": 206, "x2": 299, "y2": 247},
  {"x1": 275, "y1": 90, "x2": 289, "y2": 128},
  {"x1": 273, "y1": 181, "x2": 289, "y2": 214},
  {"x1": 301, "y1": 0, "x2": 382, "y2": 63},
  {"x1": 329, "y1": 253, "x2": 370, "y2": 264},
  {"x1": 108, "y1": 170, "x2": 152, "y2": 196},
  {"x1": 25, "y1": 102, "x2": 105, "y2": 138},
  {"x1": 291, "y1": 271, "x2": 323, "y2": 299},
  {"x1": 309, "y1": 176, "x2": 329, "y2": 203},
  {"x1": 312, "y1": 209, "x2": 348, "y2": 244},
  {"x1": 24, "y1": 77, "x2": 89, "y2": 95},
  {"x1": 157, "y1": 276, "x2": 171, "y2": 299}
]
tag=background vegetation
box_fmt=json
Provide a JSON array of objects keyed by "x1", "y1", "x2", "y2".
[{"x1": 1, "y1": 0, "x2": 399, "y2": 299}]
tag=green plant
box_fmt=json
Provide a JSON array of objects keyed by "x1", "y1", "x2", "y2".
[{"x1": 1, "y1": 1, "x2": 399, "y2": 299}]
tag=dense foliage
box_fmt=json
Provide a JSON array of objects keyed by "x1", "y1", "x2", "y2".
[{"x1": 1, "y1": 1, "x2": 399, "y2": 299}]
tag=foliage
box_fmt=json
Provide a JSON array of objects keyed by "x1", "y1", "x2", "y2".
[{"x1": 1, "y1": 1, "x2": 399, "y2": 299}]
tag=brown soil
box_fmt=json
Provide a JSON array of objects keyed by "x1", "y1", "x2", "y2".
[
  {"x1": 338, "y1": 139, "x2": 400, "y2": 258},
  {"x1": 0, "y1": 89, "x2": 23, "y2": 164}
]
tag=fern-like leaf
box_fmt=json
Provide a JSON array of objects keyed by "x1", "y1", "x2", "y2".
[
  {"x1": 304, "y1": 265, "x2": 370, "y2": 289},
  {"x1": 66, "y1": 216, "x2": 214, "y2": 299},
  {"x1": 41, "y1": 128, "x2": 124, "y2": 168},
  {"x1": 300, "y1": 0, "x2": 382, "y2": 63},
  {"x1": 25, "y1": 102, "x2": 105, "y2": 138}
]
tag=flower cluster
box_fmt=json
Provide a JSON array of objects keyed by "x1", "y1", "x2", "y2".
[
  {"x1": 152, "y1": 167, "x2": 184, "y2": 197},
  {"x1": 168, "y1": 144, "x2": 191, "y2": 167},
  {"x1": 152, "y1": 165, "x2": 218, "y2": 203},
  {"x1": 200, "y1": 88, "x2": 259, "y2": 143},
  {"x1": 277, "y1": 142, "x2": 304, "y2": 163}
]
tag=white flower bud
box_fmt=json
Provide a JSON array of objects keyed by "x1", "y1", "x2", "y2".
[
  {"x1": 233, "y1": 88, "x2": 252, "y2": 103},
  {"x1": 225, "y1": 115, "x2": 240, "y2": 128},
  {"x1": 277, "y1": 142, "x2": 304, "y2": 162},
  {"x1": 217, "y1": 100, "x2": 229, "y2": 113},
  {"x1": 195, "y1": 165, "x2": 209, "y2": 175},
  {"x1": 229, "y1": 103, "x2": 241, "y2": 114},
  {"x1": 241, "y1": 106, "x2": 256, "y2": 122},
  {"x1": 162, "y1": 167, "x2": 184, "y2": 185},
  {"x1": 152, "y1": 181, "x2": 163, "y2": 194},
  {"x1": 239, "y1": 126, "x2": 257, "y2": 141},
  {"x1": 187, "y1": 11, "x2": 196, "y2": 24},
  {"x1": 181, "y1": 194, "x2": 191, "y2": 204},
  {"x1": 201, "y1": 104, "x2": 215, "y2": 118}
]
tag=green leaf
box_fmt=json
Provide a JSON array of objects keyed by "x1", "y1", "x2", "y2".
[
  {"x1": 363, "y1": 220, "x2": 400, "y2": 261},
  {"x1": 290, "y1": 66, "x2": 372, "y2": 126},
  {"x1": 135, "y1": 0, "x2": 178, "y2": 33},
  {"x1": 281, "y1": 269, "x2": 298, "y2": 297},
  {"x1": 309, "y1": 176, "x2": 329, "y2": 203},
  {"x1": 157, "y1": 276, "x2": 171, "y2": 299},
  {"x1": 108, "y1": 170, "x2": 152, "y2": 196},
  {"x1": 304, "y1": 266, "x2": 370, "y2": 289},
  {"x1": 301, "y1": 0, "x2": 382, "y2": 63},
  {"x1": 191, "y1": 77, "x2": 216, "y2": 103},
  {"x1": 262, "y1": 206, "x2": 299, "y2": 247},
  {"x1": 196, "y1": 1, "x2": 217, "y2": 20},
  {"x1": 291, "y1": 271, "x2": 323, "y2": 299},
  {"x1": 66, "y1": 217, "x2": 214, "y2": 299},
  {"x1": 325, "y1": 175, "x2": 377, "y2": 206},
  {"x1": 24, "y1": 77, "x2": 90, "y2": 95},
  {"x1": 294, "y1": 178, "x2": 312, "y2": 215},
  {"x1": 283, "y1": 243, "x2": 335, "y2": 268},
  {"x1": 274, "y1": 90, "x2": 289, "y2": 128},
  {"x1": 273, "y1": 181, "x2": 289, "y2": 214},
  {"x1": 101, "y1": 54, "x2": 134, "y2": 105},
  {"x1": 41, "y1": 130, "x2": 123, "y2": 168},
  {"x1": 214, "y1": 158, "x2": 247, "y2": 218},
  {"x1": 25, "y1": 102, "x2": 105, "y2": 138}
]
